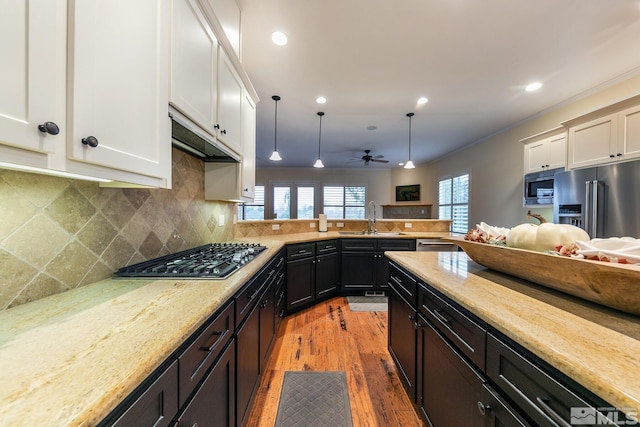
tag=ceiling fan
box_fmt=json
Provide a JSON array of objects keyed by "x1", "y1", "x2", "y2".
[{"x1": 356, "y1": 149, "x2": 389, "y2": 165}]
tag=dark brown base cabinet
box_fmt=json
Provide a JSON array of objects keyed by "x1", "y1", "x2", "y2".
[
  {"x1": 342, "y1": 239, "x2": 415, "y2": 291},
  {"x1": 388, "y1": 282, "x2": 418, "y2": 402},
  {"x1": 286, "y1": 240, "x2": 340, "y2": 313},
  {"x1": 388, "y1": 261, "x2": 628, "y2": 427},
  {"x1": 176, "y1": 341, "x2": 236, "y2": 427}
]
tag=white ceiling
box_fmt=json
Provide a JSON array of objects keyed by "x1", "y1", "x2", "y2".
[{"x1": 238, "y1": 0, "x2": 640, "y2": 169}]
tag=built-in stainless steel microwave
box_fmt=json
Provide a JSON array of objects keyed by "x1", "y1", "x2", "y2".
[{"x1": 523, "y1": 168, "x2": 562, "y2": 206}]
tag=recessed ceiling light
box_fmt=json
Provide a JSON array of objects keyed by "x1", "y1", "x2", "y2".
[
  {"x1": 271, "y1": 31, "x2": 288, "y2": 46},
  {"x1": 366, "y1": 125, "x2": 377, "y2": 131},
  {"x1": 316, "y1": 96, "x2": 327, "y2": 104},
  {"x1": 525, "y1": 82, "x2": 542, "y2": 92},
  {"x1": 417, "y1": 96, "x2": 429, "y2": 105}
]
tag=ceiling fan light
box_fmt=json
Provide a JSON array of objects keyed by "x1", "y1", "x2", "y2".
[
  {"x1": 269, "y1": 150, "x2": 282, "y2": 161},
  {"x1": 404, "y1": 160, "x2": 415, "y2": 169},
  {"x1": 313, "y1": 159, "x2": 324, "y2": 168}
]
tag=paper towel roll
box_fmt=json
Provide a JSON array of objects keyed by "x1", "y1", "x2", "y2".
[{"x1": 319, "y1": 214, "x2": 328, "y2": 232}]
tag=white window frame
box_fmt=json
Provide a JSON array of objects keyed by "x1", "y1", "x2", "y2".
[
  {"x1": 438, "y1": 171, "x2": 470, "y2": 234},
  {"x1": 322, "y1": 185, "x2": 367, "y2": 219},
  {"x1": 267, "y1": 181, "x2": 321, "y2": 220}
]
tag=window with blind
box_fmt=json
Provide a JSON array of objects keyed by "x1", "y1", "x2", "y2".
[
  {"x1": 297, "y1": 186, "x2": 315, "y2": 219},
  {"x1": 438, "y1": 173, "x2": 469, "y2": 234},
  {"x1": 323, "y1": 186, "x2": 366, "y2": 219},
  {"x1": 237, "y1": 185, "x2": 265, "y2": 220}
]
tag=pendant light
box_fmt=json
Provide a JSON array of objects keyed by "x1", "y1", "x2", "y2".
[
  {"x1": 313, "y1": 112, "x2": 325, "y2": 168},
  {"x1": 404, "y1": 112, "x2": 415, "y2": 169},
  {"x1": 269, "y1": 95, "x2": 282, "y2": 161}
]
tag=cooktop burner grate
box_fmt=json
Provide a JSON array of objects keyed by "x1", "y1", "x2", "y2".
[{"x1": 114, "y1": 243, "x2": 267, "y2": 279}]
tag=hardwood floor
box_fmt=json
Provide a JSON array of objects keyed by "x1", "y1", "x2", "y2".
[{"x1": 245, "y1": 297, "x2": 424, "y2": 427}]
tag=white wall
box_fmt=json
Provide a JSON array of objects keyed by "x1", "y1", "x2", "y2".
[
  {"x1": 391, "y1": 73, "x2": 640, "y2": 229},
  {"x1": 257, "y1": 73, "x2": 640, "y2": 227}
]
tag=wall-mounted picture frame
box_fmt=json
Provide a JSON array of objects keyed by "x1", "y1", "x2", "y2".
[{"x1": 395, "y1": 184, "x2": 420, "y2": 201}]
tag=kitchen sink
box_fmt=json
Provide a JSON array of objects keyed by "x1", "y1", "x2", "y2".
[
  {"x1": 338, "y1": 231, "x2": 365, "y2": 235},
  {"x1": 374, "y1": 232, "x2": 405, "y2": 236}
]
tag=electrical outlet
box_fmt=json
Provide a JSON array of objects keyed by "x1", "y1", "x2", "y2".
[
  {"x1": 272, "y1": 224, "x2": 280, "y2": 230},
  {"x1": 405, "y1": 223, "x2": 412, "y2": 228},
  {"x1": 337, "y1": 222, "x2": 344, "y2": 228},
  {"x1": 310, "y1": 222, "x2": 316, "y2": 228},
  {"x1": 218, "y1": 214, "x2": 225, "y2": 226},
  {"x1": 327, "y1": 222, "x2": 333, "y2": 228}
]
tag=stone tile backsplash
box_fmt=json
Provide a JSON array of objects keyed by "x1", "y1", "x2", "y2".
[{"x1": 0, "y1": 149, "x2": 236, "y2": 310}]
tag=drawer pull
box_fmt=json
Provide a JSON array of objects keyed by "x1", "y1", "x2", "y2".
[
  {"x1": 249, "y1": 289, "x2": 261, "y2": 300},
  {"x1": 199, "y1": 330, "x2": 227, "y2": 352},
  {"x1": 432, "y1": 308, "x2": 451, "y2": 324},
  {"x1": 535, "y1": 397, "x2": 572, "y2": 427}
]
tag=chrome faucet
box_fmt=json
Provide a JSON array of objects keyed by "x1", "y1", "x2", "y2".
[{"x1": 367, "y1": 201, "x2": 377, "y2": 234}]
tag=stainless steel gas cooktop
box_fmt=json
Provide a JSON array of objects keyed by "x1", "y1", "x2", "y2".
[{"x1": 115, "y1": 243, "x2": 267, "y2": 279}]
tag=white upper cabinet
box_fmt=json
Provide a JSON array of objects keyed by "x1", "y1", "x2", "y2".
[
  {"x1": 567, "y1": 113, "x2": 618, "y2": 169},
  {"x1": 618, "y1": 103, "x2": 640, "y2": 160},
  {"x1": 240, "y1": 91, "x2": 256, "y2": 201},
  {"x1": 0, "y1": 0, "x2": 66, "y2": 167},
  {"x1": 202, "y1": 0, "x2": 241, "y2": 58},
  {"x1": 170, "y1": 0, "x2": 218, "y2": 134},
  {"x1": 216, "y1": 48, "x2": 243, "y2": 154},
  {"x1": 566, "y1": 96, "x2": 640, "y2": 170},
  {"x1": 66, "y1": 0, "x2": 171, "y2": 185},
  {"x1": 170, "y1": 0, "x2": 243, "y2": 155},
  {"x1": 522, "y1": 128, "x2": 566, "y2": 174}
]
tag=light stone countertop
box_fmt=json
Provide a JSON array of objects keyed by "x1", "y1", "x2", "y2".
[
  {"x1": 385, "y1": 250, "x2": 640, "y2": 413},
  {"x1": 3, "y1": 232, "x2": 637, "y2": 425}
]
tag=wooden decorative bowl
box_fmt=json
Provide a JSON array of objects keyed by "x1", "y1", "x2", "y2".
[{"x1": 443, "y1": 236, "x2": 640, "y2": 316}]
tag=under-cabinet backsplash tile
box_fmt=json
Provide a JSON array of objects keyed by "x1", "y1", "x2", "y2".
[{"x1": 0, "y1": 148, "x2": 236, "y2": 310}]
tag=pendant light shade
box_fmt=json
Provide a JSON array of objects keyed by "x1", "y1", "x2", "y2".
[
  {"x1": 313, "y1": 112, "x2": 325, "y2": 168},
  {"x1": 269, "y1": 95, "x2": 282, "y2": 161},
  {"x1": 404, "y1": 112, "x2": 415, "y2": 169}
]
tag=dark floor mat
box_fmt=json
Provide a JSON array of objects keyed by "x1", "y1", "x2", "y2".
[{"x1": 274, "y1": 371, "x2": 353, "y2": 427}]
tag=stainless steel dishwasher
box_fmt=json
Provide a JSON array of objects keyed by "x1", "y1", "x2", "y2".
[{"x1": 416, "y1": 238, "x2": 459, "y2": 252}]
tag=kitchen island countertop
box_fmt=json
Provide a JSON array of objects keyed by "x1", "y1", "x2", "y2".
[
  {"x1": 385, "y1": 250, "x2": 640, "y2": 414},
  {"x1": 2, "y1": 232, "x2": 638, "y2": 425}
]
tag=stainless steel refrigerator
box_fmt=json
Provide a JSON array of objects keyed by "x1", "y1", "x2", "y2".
[{"x1": 553, "y1": 160, "x2": 640, "y2": 238}]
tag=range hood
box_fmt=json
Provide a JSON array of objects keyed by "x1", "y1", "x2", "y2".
[{"x1": 169, "y1": 107, "x2": 239, "y2": 163}]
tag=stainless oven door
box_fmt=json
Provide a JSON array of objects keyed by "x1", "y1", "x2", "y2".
[{"x1": 416, "y1": 239, "x2": 459, "y2": 252}]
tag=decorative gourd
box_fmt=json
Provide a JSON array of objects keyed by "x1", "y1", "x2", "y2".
[{"x1": 506, "y1": 223, "x2": 590, "y2": 252}]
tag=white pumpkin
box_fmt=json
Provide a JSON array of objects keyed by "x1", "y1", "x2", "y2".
[{"x1": 506, "y1": 223, "x2": 590, "y2": 252}]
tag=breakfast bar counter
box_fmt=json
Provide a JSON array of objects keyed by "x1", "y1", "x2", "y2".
[{"x1": 385, "y1": 250, "x2": 640, "y2": 414}]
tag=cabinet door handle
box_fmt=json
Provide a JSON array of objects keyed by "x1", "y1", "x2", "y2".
[
  {"x1": 535, "y1": 397, "x2": 572, "y2": 427},
  {"x1": 221, "y1": 129, "x2": 227, "y2": 135},
  {"x1": 38, "y1": 121, "x2": 60, "y2": 135},
  {"x1": 81, "y1": 136, "x2": 99, "y2": 148},
  {"x1": 199, "y1": 330, "x2": 226, "y2": 352},
  {"x1": 432, "y1": 308, "x2": 451, "y2": 325},
  {"x1": 249, "y1": 289, "x2": 260, "y2": 300},
  {"x1": 214, "y1": 124, "x2": 220, "y2": 130}
]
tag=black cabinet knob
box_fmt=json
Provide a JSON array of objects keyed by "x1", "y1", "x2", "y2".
[
  {"x1": 38, "y1": 122, "x2": 60, "y2": 135},
  {"x1": 221, "y1": 129, "x2": 227, "y2": 135},
  {"x1": 617, "y1": 153, "x2": 622, "y2": 157},
  {"x1": 609, "y1": 154, "x2": 615, "y2": 158},
  {"x1": 82, "y1": 136, "x2": 99, "y2": 148},
  {"x1": 214, "y1": 124, "x2": 220, "y2": 130},
  {"x1": 477, "y1": 401, "x2": 490, "y2": 415}
]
